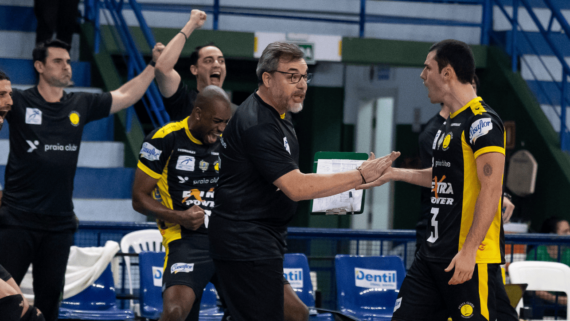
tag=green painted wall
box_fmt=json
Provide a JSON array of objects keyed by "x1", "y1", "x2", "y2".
[{"x1": 479, "y1": 47, "x2": 570, "y2": 231}]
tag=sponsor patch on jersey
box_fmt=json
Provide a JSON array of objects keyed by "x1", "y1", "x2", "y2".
[
  {"x1": 451, "y1": 123, "x2": 461, "y2": 126},
  {"x1": 458, "y1": 302, "x2": 475, "y2": 318},
  {"x1": 140, "y1": 142, "x2": 162, "y2": 161},
  {"x1": 435, "y1": 160, "x2": 451, "y2": 168},
  {"x1": 25, "y1": 108, "x2": 42, "y2": 125},
  {"x1": 69, "y1": 111, "x2": 80, "y2": 126},
  {"x1": 394, "y1": 297, "x2": 402, "y2": 312},
  {"x1": 176, "y1": 155, "x2": 195, "y2": 171},
  {"x1": 171, "y1": 263, "x2": 194, "y2": 274},
  {"x1": 469, "y1": 118, "x2": 493, "y2": 144},
  {"x1": 152, "y1": 266, "x2": 163, "y2": 287},
  {"x1": 442, "y1": 132, "x2": 453, "y2": 151},
  {"x1": 199, "y1": 160, "x2": 209, "y2": 171},
  {"x1": 178, "y1": 148, "x2": 196, "y2": 154},
  {"x1": 283, "y1": 268, "x2": 303, "y2": 289},
  {"x1": 354, "y1": 268, "x2": 397, "y2": 289},
  {"x1": 284, "y1": 137, "x2": 291, "y2": 154},
  {"x1": 432, "y1": 130, "x2": 442, "y2": 150},
  {"x1": 214, "y1": 160, "x2": 220, "y2": 173}
]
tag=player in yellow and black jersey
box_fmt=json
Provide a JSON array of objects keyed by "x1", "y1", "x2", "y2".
[
  {"x1": 364, "y1": 40, "x2": 506, "y2": 321},
  {"x1": 132, "y1": 86, "x2": 231, "y2": 321}
]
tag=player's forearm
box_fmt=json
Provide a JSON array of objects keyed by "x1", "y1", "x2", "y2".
[
  {"x1": 461, "y1": 184, "x2": 502, "y2": 254},
  {"x1": 110, "y1": 65, "x2": 155, "y2": 113},
  {"x1": 284, "y1": 170, "x2": 362, "y2": 202},
  {"x1": 155, "y1": 24, "x2": 196, "y2": 74},
  {"x1": 132, "y1": 193, "x2": 182, "y2": 225},
  {"x1": 392, "y1": 167, "x2": 432, "y2": 188}
]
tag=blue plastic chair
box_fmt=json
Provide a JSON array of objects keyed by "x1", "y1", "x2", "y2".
[
  {"x1": 58, "y1": 264, "x2": 135, "y2": 320},
  {"x1": 284, "y1": 253, "x2": 334, "y2": 321},
  {"x1": 138, "y1": 251, "x2": 223, "y2": 320},
  {"x1": 335, "y1": 255, "x2": 406, "y2": 321},
  {"x1": 138, "y1": 252, "x2": 165, "y2": 319}
]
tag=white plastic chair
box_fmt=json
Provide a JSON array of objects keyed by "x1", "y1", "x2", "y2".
[
  {"x1": 509, "y1": 261, "x2": 570, "y2": 317},
  {"x1": 120, "y1": 229, "x2": 164, "y2": 314}
]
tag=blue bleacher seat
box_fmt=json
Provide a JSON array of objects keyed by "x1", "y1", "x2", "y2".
[
  {"x1": 138, "y1": 252, "x2": 223, "y2": 320},
  {"x1": 58, "y1": 264, "x2": 135, "y2": 320},
  {"x1": 335, "y1": 255, "x2": 406, "y2": 321},
  {"x1": 284, "y1": 253, "x2": 334, "y2": 321}
]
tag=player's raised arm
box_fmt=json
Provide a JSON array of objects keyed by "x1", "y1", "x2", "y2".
[
  {"x1": 155, "y1": 10, "x2": 207, "y2": 98},
  {"x1": 109, "y1": 42, "x2": 165, "y2": 114}
]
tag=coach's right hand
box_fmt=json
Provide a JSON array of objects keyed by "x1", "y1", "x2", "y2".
[
  {"x1": 357, "y1": 151, "x2": 400, "y2": 188},
  {"x1": 189, "y1": 9, "x2": 207, "y2": 29},
  {"x1": 179, "y1": 205, "x2": 205, "y2": 230}
]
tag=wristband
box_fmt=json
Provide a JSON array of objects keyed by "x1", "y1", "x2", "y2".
[
  {"x1": 356, "y1": 167, "x2": 366, "y2": 184},
  {"x1": 149, "y1": 60, "x2": 156, "y2": 67},
  {"x1": 503, "y1": 192, "x2": 512, "y2": 201},
  {"x1": 179, "y1": 31, "x2": 189, "y2": 41}
]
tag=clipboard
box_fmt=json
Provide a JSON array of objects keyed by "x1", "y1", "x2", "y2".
[{"x1": 310, "y1": 151, "x2": 368, "y2": 215}]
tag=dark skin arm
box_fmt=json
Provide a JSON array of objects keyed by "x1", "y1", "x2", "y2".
[{"x1": 132, "y1": 168, "x2": 204, "y2": 230}]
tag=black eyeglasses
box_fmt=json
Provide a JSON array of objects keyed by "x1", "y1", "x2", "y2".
[{"x1": 272, "y1": 71, "x2": 312, "y2": 84}]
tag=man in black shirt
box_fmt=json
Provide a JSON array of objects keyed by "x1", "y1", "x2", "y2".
[
  {"x1": 0, "y1": 39, "x2": 164, "y2": 321},
  {"x1": 209, "y1": 42, "x2": 400, "y2": 321},
  {"x1": 132, "y1": 86, "x2": 231, "y2": 321},
  {"x1": 155, "y1": 10, "x2": 226, "y2": 122}
]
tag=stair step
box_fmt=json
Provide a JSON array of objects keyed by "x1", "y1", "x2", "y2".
[
  {"x1": 0, "y1": 166, "x2": 135, "y2": 199},
  {"x1": 73, "y1": 199, "x2": 146, "y2": 222},
  {"x1": 0, "y1": 5, "x2": 35, "y2": 32},
  {"x1": 493, "y1": 30, "x2": 570, "y2": 57},
  {"x1": 0, "y1": 58, "x2": 91, "y2": 86}
]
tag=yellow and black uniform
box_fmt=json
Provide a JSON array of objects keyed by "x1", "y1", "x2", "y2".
[
  {"x1": 137, "y1": 117, "x2": 221, "y2": 321},
  {"x1": 393, "y1": 97, "x2": 506, "y2": 321}
]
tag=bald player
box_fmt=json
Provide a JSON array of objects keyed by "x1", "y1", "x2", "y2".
[{"x1": 132, "y1": 86, "x2": 231, "y2": 321}]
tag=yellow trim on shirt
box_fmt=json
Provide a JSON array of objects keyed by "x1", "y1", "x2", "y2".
[
  {"x1": 137, "y1": 161, "x2": 161, "y2": 179},
  {"x1": 280, "y1": 113, "x2": 286, "y2": 119},
  {"x1": 474, "y1": 146, "x2": 505, "y2": 159},
  {"x1": 478, "y1": 264, "x2": 490, "y2": 321},
  {"x1": 450, "y1": 96, "x2": 484, "y2": 119}
]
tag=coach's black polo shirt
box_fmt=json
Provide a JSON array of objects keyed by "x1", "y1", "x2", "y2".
[
  {"x1": 1, "y1": 87, "x2": 111, "y2": 231},
  {"x1": 209, "y1": 92, "x2": 299, "y2": 261},
  {"x1": 162, "y1": 82, "x2": 198, "y2": 122}
]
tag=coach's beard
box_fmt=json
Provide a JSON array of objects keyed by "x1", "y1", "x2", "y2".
[{"x1": 290, "y1": 103, "x2": 303, "y2": 113}]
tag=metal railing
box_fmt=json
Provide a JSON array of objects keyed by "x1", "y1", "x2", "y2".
[
  {"x1": 491, "y1": 0, "x2": 570, "y2": 152},
  {"x1": 83, "y1": 0, "x2": 170, "y2": 129}
]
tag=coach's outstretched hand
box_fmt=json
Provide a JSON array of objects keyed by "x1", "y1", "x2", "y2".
[
  {"x1": 179, "y1": 205, "x2": 205, "y2": 230},
  {"x1": 356, "y1": 151, "x2": 400, "y2": 189}
]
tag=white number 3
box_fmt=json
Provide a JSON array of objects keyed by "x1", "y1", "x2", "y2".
[{"x1": 427, "y1": 207, "x2": 439, "y2": 243}]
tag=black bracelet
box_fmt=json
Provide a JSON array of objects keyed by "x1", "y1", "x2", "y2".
[
  {"x1": 357, "y1": 167, "x2": 366, "y2": 184},
  {"x1": 149, "y1": 60, "x2": 156, "y2": 67},
  {"x1": 178, "y1": 31, "x2": 188, "y2": 41},
  {"x1": 503, "y1": 192, "x2": 512, "y2": 201}
]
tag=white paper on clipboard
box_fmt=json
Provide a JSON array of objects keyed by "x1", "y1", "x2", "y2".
[{"x1": 311, "y1": 159, "x2": 365, "y2": 213}]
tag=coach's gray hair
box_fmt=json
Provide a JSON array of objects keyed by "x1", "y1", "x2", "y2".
[{"x1": 256, "y1": 42, "x2": 305, "y2": 85}]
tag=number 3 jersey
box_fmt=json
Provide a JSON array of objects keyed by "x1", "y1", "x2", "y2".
[
  {"x1": 420, "y1": 97, "x2": 505, "y2": 264},
  {"x1": 137, "y1": 117, "x2": 220, "y2": 244}
]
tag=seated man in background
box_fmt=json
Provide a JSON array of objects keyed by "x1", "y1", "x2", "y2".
[
  {"x1": 0, "y1": 70, "x2": 44, "y2": 321},
  {"x1": 132, "y1": 86, "x2": 232, "y2": 321},
  {"x1": 526, "y1": 216, "x2": 570, "y2": 315}
]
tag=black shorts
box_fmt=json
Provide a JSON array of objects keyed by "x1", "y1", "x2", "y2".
[
  {"x1": 163, "y1": 235, "x2": 218, "y2": 295},
  {"x1": 393, "y1": 254, "x2": 499, "y2": 321}
]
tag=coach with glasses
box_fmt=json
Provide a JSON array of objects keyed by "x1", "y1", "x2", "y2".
[{"x1": 208, "y1": 41, "x2": 400, "y2": 321}]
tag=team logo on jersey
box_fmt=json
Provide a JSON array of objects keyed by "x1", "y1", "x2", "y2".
[
  {"x1": 25, "y1": 108, "x2": 42, "y2": 125},
  {"x1": 432, "y1": 130, "x2": 442, "y2": 150},
  {"x1": 431, "y1": 175, "x2": 454, "y2": 205},
  {"x1": 26, "y1": 140, "x2": 39, "y2": 153},
  {"x1": 214, "y1": 160, "x2": 220, "y2": 173},
  {"x1": 69, "y1": 111, "x2": 80, "y2": 126},
  {"x1": 176, "y1": 155, "x2": 195, "y2": 172},
  {"x1": 458, "y1": 302, "x2": 475, "y2": 318},
  {"x1": 469, "y1": 118, "x2": 493, "y2": 144},
  {"x1": 442, "y1": 132, "x2": 453, "y2": 151},
  {"x1": 283, "y1": 269, "x2": 303, "y2": 289},
  {"x1": 199, "y1": 160, "x2": 209, "y2": 171},
  {"x1": 171, "y1": 263, "x2": 194, "y2": 274},
  {"x1": 284, "y1": 137, "x2": 291, "y2": 154},
  {"x1": 355, "y1": 268, "x2": 397, "y2": 289},
  {"x1": 140, "y1": 142, "x2": 162, "y2": 161}
]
